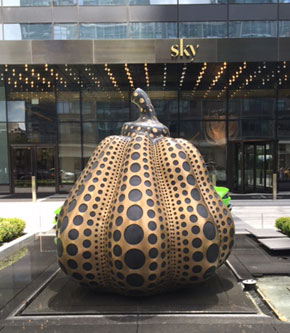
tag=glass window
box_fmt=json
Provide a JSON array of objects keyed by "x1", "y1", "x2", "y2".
[
  {"x1": 7, "y1": 101, "x2": 26, "y2": 122},
  {"x1": 229, "y1": 21, "x2": 277, "y2": 38},
  {"x1": 129, "y1": 22, "x2": 177, "y2": 39},
  {"x1": 129, "y1": 1, "x2": 177, "y2": 4},
  {"x1": 79, "y1": 0, "x2": 126, "y2": 5},
  {"x1": 0, "y1": 85, "x2": 6, "y2": 122},
  {"x1": 180, "y1": 1, "x2": 226, "y2": 3},
  {"x1": 53, "y1": 0, "x2": 77, "y2": 5},
  {"x1": 79, "y1": 23, "x2": 127, "y2": 39},
  {"x1": 4, "y1": 24, "x2": 52, "y2": 40},
  {"x1": 278, "y1": 119, "x2": 290, "y2": 139},
  {"x1": 0, "y1": 123, "x2": 9, "y2": 184},
  {"x1": 0, "y1": 25, "x2": 2, "y2": 40},
  {"x1": 278, "y1": 142, "x2": 290, "y2": 189},
  {"x1": 82, "y1": 121, "x2": 123, "y2": 160},
  {"x1": 54, "y1": 24, "x2": 78, "y2": 40},
  {"x1": 58, "y1": 122, "x2": 82, "y2": 184},
  {"x1": 57, "y1": 91, "x2": 80, "y2": 121},
  {"x1": 279, "y1": 21, "x2": 290, "y2": 38},
  {"x1": 2, "y1": 0, "x2": 51, "y2": 6},
  {"x1": 229, "y1": 1, "x2": 277, "y2": 3},
  {"x1": 180, "y1": 22, "x2": 227, "y2": 38}
]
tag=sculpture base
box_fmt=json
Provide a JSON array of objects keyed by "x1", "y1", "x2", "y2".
[{"x1": 21, "y1": 265, "x2": 256, "y2": 316}]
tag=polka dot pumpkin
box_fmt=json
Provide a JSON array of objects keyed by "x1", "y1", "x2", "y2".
[{"x1": 56, "y1": 88, "x2": 235, "y2": 296}]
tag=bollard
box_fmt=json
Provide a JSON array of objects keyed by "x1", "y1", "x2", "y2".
[
  {"x1": 212, "y1": 173, "x2": 217, "y2": 186},
  {"x1": 31, "y1": 176, "x2": 37, "y2": 202},
  {"x1": 273, "y1": 173, "x2": 277, "y2": 200}
]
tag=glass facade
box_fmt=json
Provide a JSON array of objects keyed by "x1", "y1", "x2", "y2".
[{"x1": 1, "y1": 62, "x2": 290, "y2": 193}]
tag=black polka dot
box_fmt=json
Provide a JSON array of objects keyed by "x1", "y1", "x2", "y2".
[
  {"x1": 83, "y1": 251, "x2": 91, "y2": 259},
  {"x1": 113, "y1": 245, "x2": 122, "y2": 256},
  {"x1": 192, "y1": 226, "x2": 200, "y2": 234},
  {"x1": 68, "y1": 229, "x2": 79, "y2": 240},
  {"x1": 126, "y1": 274, "x2": 144, "y2": 287},
  {"x1": 127, "y1": 205, "x2": 143, "y2": 221},
  {"x1": 84, "y1": 194, "x2": 91, "y2": 201},
  {"x1": 124, "y1": 224, "x2": 144, "y2": 245},
  {"x1": 118, "y1": 205, "x2": 124, "y2": 213},
  {"x1": 192, "y1": 238, "x2": 202, "y2": 248},
  {"x1": 73, "y1": 215, "x2": 83, "y2": 226},
  {"x1": 230, "y1": 228, "x2": 234, "y2": 237},
  {"x1": 84, "y1": 173, "x2": 92, "y2": 181},
  {"x1": 113, "y1": 230, "x2": 121, "y2": 242},
  {"x1": 149, "y1": 248, "x2": 158, "y2": 258},
  {"x1": 149, "y1": 262, "x2": 157, "y2": 270},
  {"x1": 66, "y1": 244, "x2": 78, "y2": 256},
  {"x1": 203, "y1": 222, "x2": 216, "y2": 240},
  {"x1": 124, "y1": 249, "x2": 145, "y2": 269},
  {"x1": 204, "y1": 266, "x2": 216, "y2": 279},
  {"x1": 131, "y1": 152, "x2": 140, "y2": 160},
  {"x1": 191, "y1": 189, "x2": 201, "y2": 201},
  {"x1": 76, "y1": 185, "x2": 84, "y2": 196},
  {"x1": 67, "y1": 259, "x2": 77, "y2": 269},
  {"x1": 179, "y1": 151, "x2": 186, "y2": 159},
  {"x1": 227, "y1": 218, "x2": 232, "y2": 226},
  {"x1": 147, "y1": 210, "x2": 155, "y2": 218},
  {"x1": 84, "y1": 229, "x2": 91, "y2": 237},
  {"x1": 197, "y1": 204, "x2": 208, "y2": 218},
  {"x1": 206, "y1": 244, "x2": 219, "y2": 263},
  {"x1": 187, "y1": 175, "x2": 195, "y2": 185},
  {"x1": 130, "y1": 163, "x2": 141, "y2": 172},
  {"x1": 130, "y1": 176, "x2": 141, "y2": 186},
  {"x1": 57, "y1": 239, "x2": 63, "y2": 257},
  {"x1": 83, "y1": 240, "x2": 91, "y2": 248},
  {"x1": 192, "y1": 265, "x2": 202, "y2": 273},
  {"x1": 115, "y1": 216, "x2": 123, "y2": 226},
  {"x1": 60, "y1": 217, "x2": 68, "y2": 233},
  {"x1": 68, "y1": 200, "x2": 76, "y2": 212},
  {"x1": 83, "y1": 262, "x2": 92, "y2": 271},
  {"x1": 129, "y1": 189, "x2": 142, "y2": 202},
  {"x1": 182, "y1": 162, "x2": 190, "y2": 171},
  {"x1": 72, "y1": 273, "x2": 83, "y2": 280},
  {"x1": 148, "y1": 221, "x2": 156, "y2": 230},
  {"x1": 148, "y1": 234, "x2": 157, "y2": 244},
  {"x1": 193, "y1": 252, "x2": 203, "y2": 262},
  {"x1": 190, "y1": 215, "x2": 197, "y2": 223},
  {"x1": 115, "y1": 260, "x2": 123, "y2": 269}
]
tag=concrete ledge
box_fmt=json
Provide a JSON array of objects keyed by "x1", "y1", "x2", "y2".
[{"x1": 0, "y1": 232, "x2": 37, "y2": 261}]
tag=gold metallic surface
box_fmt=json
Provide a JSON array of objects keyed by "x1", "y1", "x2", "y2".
[{"x1": 56, "y1": 88, "x2": 235, "y2": 295}]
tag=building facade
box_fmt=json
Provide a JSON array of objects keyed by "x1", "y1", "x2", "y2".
[{"x1": 0, "y1": 0, "x2": 290, "y2": 194}]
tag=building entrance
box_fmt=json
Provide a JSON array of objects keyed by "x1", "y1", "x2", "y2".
[
  {"x1": 11, "y1": 145, "x2": 58, "y2": 194},
  {"x1": 232, "y1": 141, "x2": 274, "y2": 193}
]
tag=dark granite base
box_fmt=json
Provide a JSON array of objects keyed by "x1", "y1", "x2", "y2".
[
  {"x1": 21, "y1": 265, "x2": 256, "y2": 316},
  {"x1": 228, "y1": 235, "x2": 290, "y2": 279}
]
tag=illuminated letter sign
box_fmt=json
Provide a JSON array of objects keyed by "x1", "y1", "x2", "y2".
[{"x1": 171, "y1": 39, "x2": 199, "y2": 62}]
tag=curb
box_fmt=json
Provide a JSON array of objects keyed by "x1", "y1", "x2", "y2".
[{"x1": 0, "y1": 232, "x2": 37, "y2": 261}]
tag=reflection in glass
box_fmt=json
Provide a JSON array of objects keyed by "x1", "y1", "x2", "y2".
[
  {"x1": 278, "y1": 142, "x2": 290, "y2": 190},
  {"x1": 36, "y1": 147, "x2": 56, "y2": 192},
  {"x1": 80, "y1": 23, "x2": 127, "y2": 39},
  {"x1": 0, "y1": 124, "x2": 9, "y2": 184},
  {"x1": 130, "y1": 22, "x2": 177, "y2": 39},
  {"x1": 57, "y1": 91, "x2": 80, "y2": 121},
  {"x1": 11, "y1": 147, "x2": 32, "y2": 192},
  {"x1": 229, "y1": 1, "x2": 277, "y2": 3},
  {"x1": 83, "y1": 121, "x2": 123, "y2": 160},
  {"x1": 278, "y1": 119, "x2": 290, "y2": 139},
  {"x1": 0, "y1": 85, "x2": 6, "y2": 122},
  {"x1": 7, "y1": 101, "x2": 26, "y2": 122},
  {"x1": 82, "y1": 91, "x2": 129, "y2": 121},
  {"x1": 4, "y1": 24, "x2": 52, "y2": 40},
  {"x1": 229, "y1": 21, "x2": 277, "y2": 38},
  {"x1": 180, "y1": 22, "x2": 227, "y2": 38},
  {"x1": 58, "y1": 122, "x2": 82, "y2": 185},
  {"x1": 129, "y1": 0, "x2": 177, "y2": 4},
  {"x1": 3, "y1": 0, "x2": 51, "y2": 6},
  {"x1": 53, "y1": 0, "x2": 77, "y2": 5},
  {"x1": 54, "y1": 24, "x2": 78, "y2": 40},
  {"x1": 79, "y1": 0, "x2": 126, "y2": 5},
  {"x1": 0, "y1": 25, "x2": 2, "y2": 40},
  {"x1": 279, "y1": 21, "x2": 290, "y2": 38},
  {"x1": 180, "y1": 0, "x2": 226, "y2": 4}
]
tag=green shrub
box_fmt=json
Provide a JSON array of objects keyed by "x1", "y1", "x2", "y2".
[
  {"x1": 275, "y1": 217, "x2": 290, "y2": 237},
  {"x1": 0, "y1": 218, "x2": 26, "y2": 243}
]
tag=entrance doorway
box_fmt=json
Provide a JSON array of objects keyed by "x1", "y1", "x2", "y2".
[
  {"x1": 11, "y1": 145, "x2": 58, "y2": 194},
  {"x1": 232, "y1": 141, "x2": 274, "y2": 193}
]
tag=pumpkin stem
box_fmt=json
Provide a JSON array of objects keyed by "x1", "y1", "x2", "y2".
[{"x1": 131, "y1": 88, "x2": 157, "y2": 120}]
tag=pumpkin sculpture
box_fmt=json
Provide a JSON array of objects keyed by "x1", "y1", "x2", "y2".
[{"x1": 56, "y1": 88, "x2": 235, "y2": 295}]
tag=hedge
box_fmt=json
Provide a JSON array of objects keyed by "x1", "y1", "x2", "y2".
[
  {"x1": 0, "y1": 218, "x2": 26, "y2": 243},
  {"x1": 275, "y1": 217, "x2": 290, "y2": 237}
]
